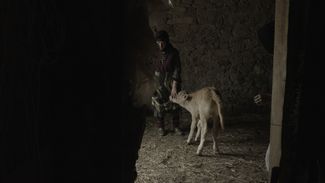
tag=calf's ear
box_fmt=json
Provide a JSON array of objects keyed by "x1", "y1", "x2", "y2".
[
  {"x1": 183, "y1": 93, "x2": 189, "y2": 100},
  {"x1": 184, "y1": 94, "x2": 192, "y2": 101}
]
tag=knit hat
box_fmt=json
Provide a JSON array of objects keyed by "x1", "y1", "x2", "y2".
[{"x1": 155, "y1": 30, "x2": 169, "y2": 42}]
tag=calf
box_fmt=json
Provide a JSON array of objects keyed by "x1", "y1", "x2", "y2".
[{"x1": 170, "y1": 87, "x2": 224, "y2": 155}]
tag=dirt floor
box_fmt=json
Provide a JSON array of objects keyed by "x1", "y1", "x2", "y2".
[{"x1": 135, "y1": 112, "x2": 270, "y2": 183}]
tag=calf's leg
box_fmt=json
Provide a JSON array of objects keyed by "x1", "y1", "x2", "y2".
[
  {"x1": 212, "y1": 118, "x2": 221, "y2": 155},
  {"x1": 194, "y1": 120, "x2": 201, "y2": 142},
  {"x1": 187, "y1": 114, "x2": 198, "y2": 144},
  {"x1": 197, "y1": 117, "x2": 208, "y2": 155}
]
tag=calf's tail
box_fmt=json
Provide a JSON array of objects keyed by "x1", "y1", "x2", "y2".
[{"x1": 210, "y1": 87, "x2": 224, "y2": 130}]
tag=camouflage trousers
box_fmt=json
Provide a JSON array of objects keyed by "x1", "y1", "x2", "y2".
[{"x1": 151, "y1": 85, "x2": 180, "y2": 128}]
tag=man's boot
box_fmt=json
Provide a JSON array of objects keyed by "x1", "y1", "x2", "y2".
[
  {"x1": 173, "y1": 127, "x2": 183, "y2": 136},
  {"x1": 157, "y1": 118, "x2": 166, "y2": 136},
  {"x1": 172, "y1": 112, "x2": 183, "y2": 136},
  {"x1": 158, "y1": 127, "x2": 166, "y2": 136}
]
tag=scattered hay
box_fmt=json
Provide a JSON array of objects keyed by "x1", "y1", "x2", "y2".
[{"x1": 135, "y1": 115, "x2": 269, "y2": 183}]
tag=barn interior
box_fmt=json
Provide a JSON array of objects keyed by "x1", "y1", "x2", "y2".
[
  {"x1": 127, "y1": 0, "x2": 273, "y2": 182},
  {"x1": 0, "y1": 0, "x2": 323, "y2": 183}
]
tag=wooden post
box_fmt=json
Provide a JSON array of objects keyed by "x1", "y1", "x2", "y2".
[{"x1": 269, "y1": 0, "x2": 289, "y2": 181}]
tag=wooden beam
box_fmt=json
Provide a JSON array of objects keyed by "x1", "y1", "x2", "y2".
[{"x1": 269, "y1": 0, "x2": 289, "y2": 180}]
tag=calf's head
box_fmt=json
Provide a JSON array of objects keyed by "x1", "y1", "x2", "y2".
[{"x1": 169, "y1": 90, "x2": 191, "y2": 105}]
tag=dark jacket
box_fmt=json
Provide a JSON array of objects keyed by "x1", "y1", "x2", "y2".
[{"x1": 155, "y1": 43, "x2": 181, "y2": 89}]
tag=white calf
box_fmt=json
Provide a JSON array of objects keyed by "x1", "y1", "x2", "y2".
[{"x1": 170, "y1": 87, "x2": 224, "y2": 155}]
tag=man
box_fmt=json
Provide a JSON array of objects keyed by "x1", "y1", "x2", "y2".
[{"x1": 152, "y1": 30, "x2": 183, "y2": 136}]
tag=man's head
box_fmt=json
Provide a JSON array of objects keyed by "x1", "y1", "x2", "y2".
[{"x1": 155, "y1": 30, "x2": 169, "y2": 51}]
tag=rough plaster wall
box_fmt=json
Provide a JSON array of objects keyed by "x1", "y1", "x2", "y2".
[{"x1": 146, "y1": 0, "x2": 275, "y2": 114}]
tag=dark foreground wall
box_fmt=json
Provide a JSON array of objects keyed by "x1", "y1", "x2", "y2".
[{"x1": 0, "y1": 1, "x2": 143, "y2": 182}]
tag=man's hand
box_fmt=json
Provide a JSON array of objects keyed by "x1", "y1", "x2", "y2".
[
  {"x1": 168, "y1": 0, "x2": 174, "y2": 8},
  {"x1": 171, "y1": 87, "x2": 177, "y2": 98},
  {"x1": 254, "y1": 94, "x2": 263, "y2": 105},
  {"x1": 254, "y1": 93, "x2": 271, "y2": 106},
  {"x1": 170, "y1": 80, "x2": 177, "y2": 98},
  {"x1": 169, "y1": 95, "x2": 173, "y2": 101},
  {"x1": 154, "y1": 71, "x2": 160, "y2": 77}
]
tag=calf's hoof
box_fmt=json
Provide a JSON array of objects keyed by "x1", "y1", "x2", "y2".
[{"x1": 196, "y1": 149, "x2": 202, "y2": 156}]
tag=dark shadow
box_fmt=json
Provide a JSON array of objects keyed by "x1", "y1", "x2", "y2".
[
  {"x1": 198, "y1": 154, "x2": 216, "y2": 158},
  {"x1": 218, "y1": 152, "x2": 248, "y2": 158},
  {"x1": 218, "y1": 152, "x2": 262, "y2": 159}
]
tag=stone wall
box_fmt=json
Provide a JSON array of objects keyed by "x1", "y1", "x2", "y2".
[{"x1": 146, "y1": 0, "x2": 275, "y2": 114}]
